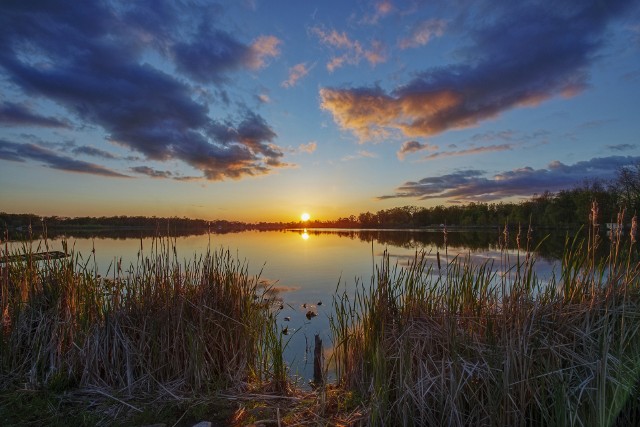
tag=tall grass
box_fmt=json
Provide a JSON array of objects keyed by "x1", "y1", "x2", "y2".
[
  {"x1": 331, "y1": 210, "x2": 640, "y2": 426},
  {"x1": 0, "y1": 235, "x2": 287, "y2": 399}
]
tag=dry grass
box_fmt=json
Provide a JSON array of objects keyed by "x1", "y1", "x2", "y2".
[
  {"x1": 1, "y1": 235, "x2": 288, "y2": 425},
  {"x1": 331, "y1": 210, "x2": 640, "y2": 426}
]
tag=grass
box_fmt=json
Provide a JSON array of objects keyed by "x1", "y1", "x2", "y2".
[
  {"x1": 330, "y1": 208, "x2": 640, "y2": 426},
  {"x1": 1, "y1": 233, "x2": 287, "y2": 425}
]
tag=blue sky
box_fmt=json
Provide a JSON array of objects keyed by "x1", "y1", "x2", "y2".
[{"x1": 1, "y1": 0, "x2": 639, "y2": 221}]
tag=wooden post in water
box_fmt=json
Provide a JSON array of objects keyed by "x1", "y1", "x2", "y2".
[{"x1": 313, "y1": 334, "x2": 324, "y2": 386}]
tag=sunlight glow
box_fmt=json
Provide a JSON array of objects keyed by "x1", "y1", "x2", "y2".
[{"x1": 301, "y1": 212, "x2": 311, "y2": 221}]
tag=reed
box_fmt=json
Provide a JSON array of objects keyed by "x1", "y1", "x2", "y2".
[
  {"x1": 0, "y1": 235, "x2": 286, "y2": 402},
  {"x1": 331, "y1": 212, "x2": 640, "y2": 426}
]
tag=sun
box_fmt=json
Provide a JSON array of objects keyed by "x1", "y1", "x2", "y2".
[{"x1": 301, "y1": 212, "x2": 310, "y2": 222}]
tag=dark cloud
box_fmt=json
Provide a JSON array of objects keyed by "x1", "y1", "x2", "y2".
[
  {"x1": 0, "y1": 101, "x2": 69, "y2": 128},
  {"x1": 606, "y1": 144, "x2": 637, "y2": 151},
  {"x1": 321, "y1": 0, "x2": 636, "y2": 141},
  {"x1": 72, "y1": 145, "x2": 119, "y2": 160},
  {"x1": 207, "y1": 111, "x2": 284, "y2": 160},
  {"x1": 422, "y1": 144, "x2": 513, "y2": 160},
  {"x1": 0, "y1": 140, "x2": 128, "y2": 177},
  {"x1": 0, "y1": 0, "x2": 285, "y2": 180},
  {"x1": 173, "y1": 27, "x2": 251, "y2": 84},
  {"x1": 173, "y1": 15, "x2": 281, "y2": 84},
  {"x1": 131, "y1": 166, "x2": 173, "y2": 178},
  {"x1": 378, "y1": 156, "x2": 640, "y2": 202},
  {"x1": 397, "y1": 140, "x2": 435, "y2": 160}
]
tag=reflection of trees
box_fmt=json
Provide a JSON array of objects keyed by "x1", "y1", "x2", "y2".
[
  {"x1": 0, "y1": 213, "x2": 258, "y2": 240},
  {"x1": 301, "y1": 229, "x2": 617, "y2": 261},
  {"x1": 40, "y1": 228, "x2": 211, "y2": 240}
]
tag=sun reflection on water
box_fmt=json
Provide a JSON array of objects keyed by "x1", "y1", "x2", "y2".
[{"x1": 301, "y1": 229, "x2": 309, "y2": 240}]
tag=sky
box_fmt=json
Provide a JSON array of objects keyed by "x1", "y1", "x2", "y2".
[{"x1": 0, "y1": 0, "x2": 639, "y2": 222}]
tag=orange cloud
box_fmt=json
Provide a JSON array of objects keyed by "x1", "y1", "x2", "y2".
[
  {"x1": 362, "y1": 0, "x2": 394, "y2": 25},
  {"x1": 399, "y1": 19, "x2": 447, "y2": 49},
  {"x1": 311, "y1": 26, "x2": 387, "y2": 71},
  {"x1": 365, "y1": 40, "x2": 387, "y2": 66},
  {"x1": 327, "y1": 56, "x2": 346, "y2": 72},
  {"x1": 249, "y1": 35, "x2": 281, "y2": 69},
  {"x1": 282, "y1": 63, "x2": 311, "y2": 88},
  {"x1": 320, "y1": 86, "x2": 465, "y2": 141},
  {"x1": 298, "y1": 141, "x2": 317, "y2": 154},
  {"x1": 319, "y1": 87, "x2": 399, "y2": 141}
]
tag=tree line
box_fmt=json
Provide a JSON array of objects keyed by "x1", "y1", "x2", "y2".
[
  {"x1": 311, "y1": 162, "x2": 639, "y2": 229},
  {"x1": 2, "y1": 162, "x2": 639, "y2": 234}
]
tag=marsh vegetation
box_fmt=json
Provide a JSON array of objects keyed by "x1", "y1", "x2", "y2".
[{"x1": 1, "y1": 206, "x2": 639, "y2": 425}]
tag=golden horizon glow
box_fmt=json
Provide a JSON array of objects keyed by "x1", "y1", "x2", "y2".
[{"x1": 301, "y1": 212, "x2": 311, "y2": 221}]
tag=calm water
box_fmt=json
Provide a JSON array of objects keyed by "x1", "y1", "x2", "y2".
[{"x1": 8, "y1": 228, "x2": 562, "y2": 385}]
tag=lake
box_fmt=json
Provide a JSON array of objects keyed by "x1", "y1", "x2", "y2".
[{"x1": 8, "y1": 227, "x2": 565, "y2": 385}]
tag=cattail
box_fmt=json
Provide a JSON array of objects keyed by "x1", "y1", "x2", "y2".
[
  {"x1": 591, "y1": 200, "x2": 599, "y2": 228},
  {"x1": 503, "y1": 223, "x2": 509, "y2": 247},
  {"x1": 615, "y1": 210, "x2": 625, "y2": 242},
  {"x1": 516, "y1": 224, "x2": 522, "y2": 250},
  {"x1": 631, "y1": 215, "x2": 637, "y2": 244},
  {"x1": 443, "y1": 224, "x2": 448, "y2": 247}
]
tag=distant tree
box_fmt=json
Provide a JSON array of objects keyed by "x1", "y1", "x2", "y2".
[{"x1": 614, "y1": 162, "x2": 640, "y2": 214}]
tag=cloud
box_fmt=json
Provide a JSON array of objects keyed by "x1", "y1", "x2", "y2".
[
  {"x1": 320, "y1": 1, "x2": 635, "y2": 141},
  {"x1": 131, "y1": 165, "x2": 173, "y2": 178},
  {"x1": 362, "y1": 1, "x2": 394, "y2": 24},
  {"x1": 0, "y1": 1, "x2": 287, "y2": 181},
  {"x1": 606, "y1": 143, "x2": 637, "y2": 151},
  {"x1": 311, "y1": 26, "x2": 387, "y2": 71},
  {"x1": 173, "y1": 28, "x2": 257, "y2": 84},
  {"x1": 397, "y1": 140, "x2": 436, "y2": 160},
  {"x1": 282, "y1": 63, "x2": 311, "y2": 88},
  {"x1": 341, "y1": 150, "x2": 377, "y2": 161},
  {"x1": 468, "y1": 129, "x2": 549, "y2": 144},
  {"x1": 421, "y1": 143, "x2": 513, "y2": 160},
  {"x1": 579, "y1": 119, "x2": 615, "y2": 129},
  {"x1": 0, "y1": 101, "x2": 69, "y2": 128},
  {"x1": 248, "y1": 35, "x2": 282, "y2": 69},
  {"x1": 256, "y1": 93, "x2": 271, "y2": 103},
  {"x1": 0, "y1": 140, "x2": 129, "y2": 177},
  {"x1": 377, "y1": 156, "x2": 640, "y2": 202},
  {"x1": 71, "y1": 145, "x2": 119, "y2": 160},
  {"x1": 297, "y1": 141, "x2": 317, "y2": 154},
  {"x1": 364, "y1": 40, "x2": 387, "y2": 66},
  {"x1": 284, "y1": 141, "x2": 317, "y2": 155},
  {"x1": 320, "y1": 86, "x2": 398, "y2": 140},
  {"x1": 398, "y1": 19, "x2": 447, "y2": 49}
]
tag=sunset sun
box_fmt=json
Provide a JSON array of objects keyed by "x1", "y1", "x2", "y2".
[{"x1": 301, "y1": 212, "x2": 310, "y2": 222}]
